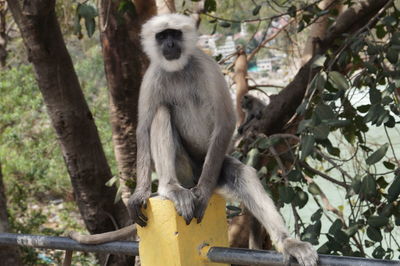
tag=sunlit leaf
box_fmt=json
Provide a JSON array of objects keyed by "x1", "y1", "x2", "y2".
[
  {"x1": 329, "y1": 71, "x2": 349, "y2": 90},
  {"x1": 367, "y1": 226, "x2": 382, "y2": 242},
  {"x1": 367, "y1": 216, "x2": 389, "y2": 228},
  {"x1": 387, "y1": 176, "x2": 400, "y2": 202},
  {"x1": 301, "y1": 135, "x2": 315, "y2": 160},
  {"x1": 366, "y1": 143, "x2": 389, "y2": 165},
  {"x1": 252, "y1": 5, "x2": 261, "y2": 16},
  {"x1": 204, "y1": 0, "x2": 217, "y2": 13}
]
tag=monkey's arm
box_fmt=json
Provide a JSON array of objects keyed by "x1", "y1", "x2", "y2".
[
  {"x1": 128, "y1": 75, "x2": 157, "y2": 227},
  {"x1": 192, "y1": 76, "x2": 236, "y2": 222}
]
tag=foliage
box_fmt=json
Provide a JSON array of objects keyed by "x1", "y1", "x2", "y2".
[
  {"x1": 230, "y1": 0, "x2": 400, "y2": 260},
  {"x1": 0, "y1": 44, "x2": 112, "y2": 264}
]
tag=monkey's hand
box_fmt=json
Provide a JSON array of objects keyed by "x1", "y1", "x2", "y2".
[
  {"x1": 159, "y1": 185, "x2": 196, "y2": 225},
  {"x1": 282, "y1": 238, "x2": 318, "y2": 266},
  {"x1": 191, "y1": 186, "x2": 212, "y2": 224},
  {"x1": 128, "y1": 189, "x2": 151, "y2": 227}
]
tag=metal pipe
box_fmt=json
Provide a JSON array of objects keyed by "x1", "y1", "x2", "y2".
[
  {"x1": 0, "y1": 233, "x2": 138, "y2": 256},
  {"x1": 206, "y1": 247, "x2": 400, "y2": 266},
  {"x1": 1, "y1": 233, "x2": 400, "y2": 265}
]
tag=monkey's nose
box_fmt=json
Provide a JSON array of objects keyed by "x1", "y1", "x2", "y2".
[{"x1": 166, "y1": 40, "x2": 175, "y2": 48}]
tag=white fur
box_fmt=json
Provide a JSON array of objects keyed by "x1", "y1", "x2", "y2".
[{"x1": 141, "y1": 14, "x2": 198, "y2": 72}]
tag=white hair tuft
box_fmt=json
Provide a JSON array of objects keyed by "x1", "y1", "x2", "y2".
[{"x1": 141, "y1": 14, "x2": 198, "y2": 72}]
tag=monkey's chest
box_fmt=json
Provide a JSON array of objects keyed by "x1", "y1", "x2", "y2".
[{"x1": 171, "y1": 102, "x2": 213, "y2": 154}]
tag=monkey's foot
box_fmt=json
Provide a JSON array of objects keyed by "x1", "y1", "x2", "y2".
[
  {"x1": 282, "y1": 238, "x2": 318, "y2": 266},
  {"x1": 159, "y1": 185, "x2": 195, "y2": 225},
  {"x1": 128, "y1": 189, "x2": 151, "y2": 227},
  {"x1": 191, "y1": 186, "x2": 212, "y2": 224}
]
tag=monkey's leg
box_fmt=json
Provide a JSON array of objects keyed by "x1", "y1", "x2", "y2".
[
  {"x1": 150, "y1": 106, "x2": 195, "y2": 224},
  {"x1": 216, "y1": 156, "x2": 318, "y2": 266}
]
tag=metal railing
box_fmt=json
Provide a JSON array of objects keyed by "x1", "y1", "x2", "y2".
[{"x1": 1, "y1": 233, "x2": 399, "y2": 266}]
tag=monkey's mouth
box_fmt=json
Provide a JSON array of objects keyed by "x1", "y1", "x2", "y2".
[{"x1": 163, "y1": 48, "x2": 181, "y2": 60}]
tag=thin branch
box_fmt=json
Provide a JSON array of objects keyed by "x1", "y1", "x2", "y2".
[
  {"x1": 300, "y1": 161, "x2": 348, "y2": 188},
  {"x1": 314, "y1": 149, "x2": 354, "y2": 180},
  {"x1": 247, "y1": 18, "x2": 295, "y2": 62},
  {"x1": 304, "y1": 175, "x2": 345, "y2": 223}
]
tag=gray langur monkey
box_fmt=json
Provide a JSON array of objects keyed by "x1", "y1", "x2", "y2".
[
  {"x1": 127, "y1": 14, "x2": 318, "y2": 266},
  {"x1": 238, "y1": 94, "x2": 267, "y2": 135}
]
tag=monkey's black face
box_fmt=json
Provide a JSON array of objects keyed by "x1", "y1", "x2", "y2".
[
  {"x1": 156, "y1": 29, "x2": 183, "y2": 60},
  {"x1": 241, "y1": 95, "x2": 253, "y2": 109}
]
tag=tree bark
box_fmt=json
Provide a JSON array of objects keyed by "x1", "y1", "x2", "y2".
[
  {"x1": 156, "y1": 0, "x2": 175, "y2": 14},
  {"x1": 0, "y1": 163, "x2": 23, "y2": 266},
  {"x1": 0, "y1": 2, "x2": 7, "y2": 67},
  {"x1": 301, "y1": 0, "x2": 344, "y2": 65},
  {"x1": 247, "y1": 0, "x2": 390, "y2": 135},
  {"x1": 234, "y1": 48, "x2": 249, "y2": 126},
  {"x1": 7, "y1": 1, "x2": 131, "y2": 264},
  {"x1": 99, "y1": 0, "x2": 156, "y2": 207}
]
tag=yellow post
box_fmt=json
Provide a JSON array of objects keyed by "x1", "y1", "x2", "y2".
[{"x1": 137, "y1": 194, "x2": 229, "y2": 266}]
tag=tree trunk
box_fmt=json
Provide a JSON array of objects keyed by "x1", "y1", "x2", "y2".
[
  {"x1": 0, "y1": 163, "x2": 23, "y2": 266},
  {"x1": 99, "y1": 0, "x2": 156, "y2": 207},
  {"x1": 0, "y1": 2, "x2": 7, "y2": 67},
  {"x1": 234, "y1": 49, "x2": 249, "y2": 126},
  {"x1": 301, "y1": 0, "x2": 344, "y2": 65},
  {"x1": 7, "y1": 1, "x2": 131, "y2": 264}
]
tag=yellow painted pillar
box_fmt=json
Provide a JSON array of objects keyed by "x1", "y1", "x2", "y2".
[{"x1": 137, "y1": 194, "x2": 229, "y2": 266}]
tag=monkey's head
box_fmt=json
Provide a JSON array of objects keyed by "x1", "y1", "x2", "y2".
[
  {"x1": 141, "y1": 14, "x2": 198, "y2": 72},
  {"x1": 241, "y1": 94, "x2": 254, "y2": 110}
]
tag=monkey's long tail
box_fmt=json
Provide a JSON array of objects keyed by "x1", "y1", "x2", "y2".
[{"x1": 68, "y1": 224, "x2": 136, "y2": 244}]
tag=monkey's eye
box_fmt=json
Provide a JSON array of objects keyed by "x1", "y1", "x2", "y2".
[
  {"x1": 171, "y1": 30, "x2": 182, "y2": 39},
  {"x1": 156, "y1": 31, "x2": 167, "y2": 40}
]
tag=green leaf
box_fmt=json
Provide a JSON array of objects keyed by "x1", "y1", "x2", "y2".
[
  {"x1": 357, "y1": 104, "x2": 371, "y2": 113},
  {"x1": 204, "y1": 0, "x2": 217, "y2": 13},
  {"x1": 287, "y1": 5, "x2": 297, "y2": 17},
  {"x1": 245, "y1": 148, "x2": 260, "y2": 167},
  {"x1": 279, "y1": 185, "x2": 295, "y2": 203},
  {"x1": 118, "y1": 0, "x2": 137, "y2": 16},
  {"x1": 372, "y1": 246, "x2": 385, "y2": 259},
  {"x1": 308, "y1": 182, "x2": 321, "y2": 196},
  {"x1": 387, "y1": 47, "x2": 398, "y2": 64},
  {"x1": 312, "y1": 55, "x2": 326, "y2": 68},
  {"x1": 313, "y1": 125, "x2": 330, "y2": 140},
  {"x1": 301, "y1": 135, "x2": 315, "y2": 160},
  {"x1": 383, "y1": 161, "x2": 395, "y2": 170},
  {"x1": 351, "y1": 175, "x2": 363, "y2": 194},
  {"x1": 366, "y1": 143, "x2": 389, "y2": 165},
  {"x1": 77, "y1": 3, "x2": 98, "y2": 19},
  {"x1": 105, "y1": 176, "x2": 118, "y2": 187},
  {"x1": 344, "y1": 224, "x2": 359, "y2": 238},
  {"x1": 369, "y1": 88, "x2": 382, "y2": 105},
  {"x1": 329, "y1": 71, "x2": 349, "y2": 90},
  {"x1": 324, "y1": 119, "x2": 351, "y2": 127},
  {"x1": 226, "y1": 205, "x2": 242, "y2": 212},
  {"x1": 315, "y1": 104, "x2": 335, "y2": 120},
  {"x1": 329, "y1": 219, "x2": 343, "y2": 235},
  {"x1": 387, "y1": 176, "x2": 400, "y2": 202},
  {"x1": 317, "y1": 243, "x2": 330, "y2": 254},
  {"x1": 85, "y1": 18, "x2": 96, "y2": 38},
  {"x1": 287, "y1": 170, "x2": 303, "y2": 182},
  {"x1": 376, "y1": 25, "x2": 386, "y2": 39},
  {"x1": 252, "y1": 5, "x2": 261, "y2": 16},
  {"x1": 367, "y1": 216, "x2": 389, "y2": 228},
  {"x1": 311, "y1": 209, "x2": 323, "y2": 222},
  {"x1": 367, "y1": 226, "x2": 382, "y2": 242},
  {"x1": 360, "y1": 175, "x2": 378, "y2": 201},
  {"x1": 219, "y1": 21, "x2": 231, "y2": 28},
  {"x1": 293, "y1": 188, "x2": 308, "y2": 209}
]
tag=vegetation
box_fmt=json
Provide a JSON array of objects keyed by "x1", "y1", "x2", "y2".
[{"x1": 0, "y1": 0, "x2": 399, "y2": 265}]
